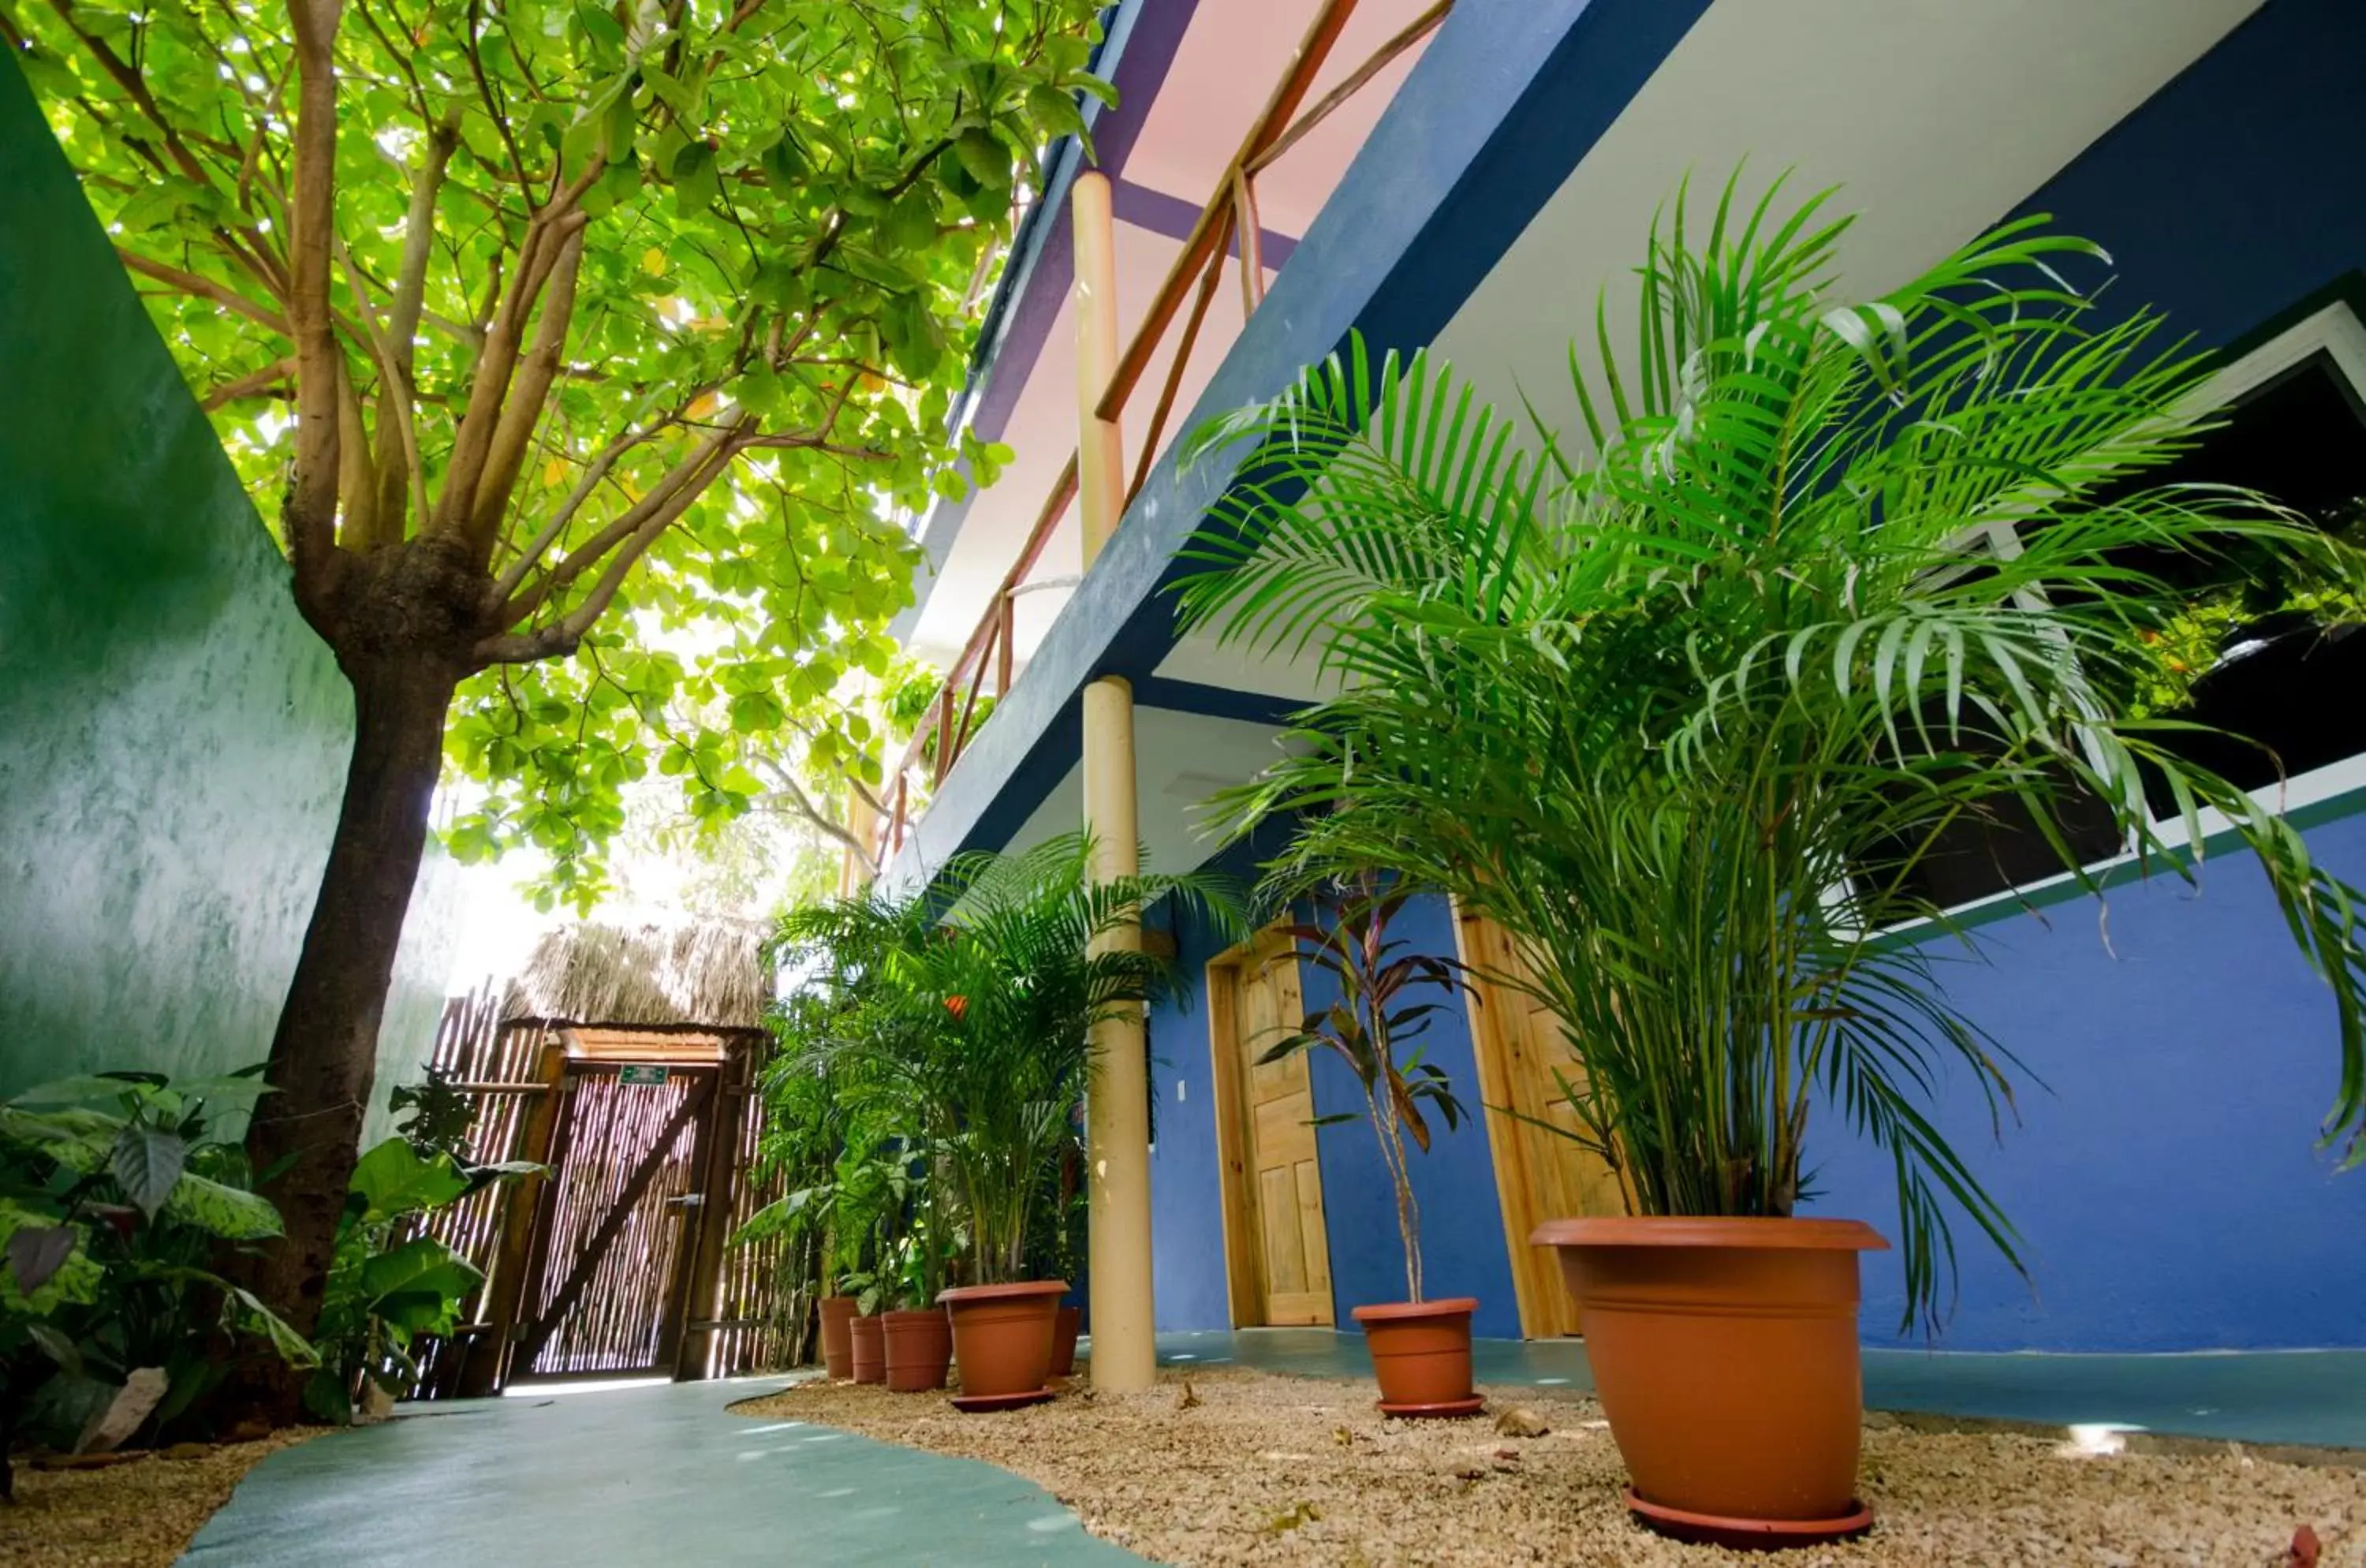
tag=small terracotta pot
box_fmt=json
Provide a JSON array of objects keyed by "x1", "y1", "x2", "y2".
[
  {"x1": 883, "y1": 1307, "x2": 954, "y2": 1393},
  {"x1": 848, "y1": 1312, "x2": 886, "y2": 1385},
  {"x1": 816, "y1": 1295, "x2": 858, "y2": 1380},
  {"x1": 1351, "y1": 1297, "x2": 1482, "y2": 1417},
  {"x1": 939, "y1": 1279, "x2": 1066, "y2": 1412},
  {"x1": 1048, "y1": 1304, "x2": 1083, "y2": 1378},
  {"x1": 1532, "y1": 1215, "x2": 1887, "y2": 1546}
]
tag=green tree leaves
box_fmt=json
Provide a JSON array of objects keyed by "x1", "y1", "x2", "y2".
[{"x1": 16, "y1": 0, "x2": 1110, "y2": 909}]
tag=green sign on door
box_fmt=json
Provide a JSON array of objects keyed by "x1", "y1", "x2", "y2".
[{"x1": 618, "y1": 1065, "x2": 670, "y2": 1087}]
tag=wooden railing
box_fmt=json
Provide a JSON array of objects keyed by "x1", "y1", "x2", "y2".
[{"x1": 866, "y1": 0, "x2": 1451, "y2": 873}]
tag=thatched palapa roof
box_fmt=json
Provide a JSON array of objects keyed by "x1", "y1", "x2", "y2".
[{"x1": 501, "y1": 917, "x2": 771, "y2": 1032}]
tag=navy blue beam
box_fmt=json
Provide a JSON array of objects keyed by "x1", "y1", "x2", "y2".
[
  {"x1": 1128, "y1": 676, "x2": 1303, "y2": 729},
  {"x1": 888, "y1": 0, "x2": 1714, "y2": 885}
]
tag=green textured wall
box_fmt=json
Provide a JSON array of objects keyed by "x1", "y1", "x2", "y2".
[{"x1": 0, "y1": 59, "x2": 455, "y2": 1120}]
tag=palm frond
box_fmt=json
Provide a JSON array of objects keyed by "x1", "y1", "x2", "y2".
[{"x1": 1178, "y1": 171, "x2": 2366, "y2": 1331}]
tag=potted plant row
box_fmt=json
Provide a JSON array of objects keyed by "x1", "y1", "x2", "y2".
[
  {"x1": 1180, "y1": 171, "x2": 2366, "y2": 1544},
  {"x1": 768, "y1": 831, "x2": 1240, "y2": 1409}
]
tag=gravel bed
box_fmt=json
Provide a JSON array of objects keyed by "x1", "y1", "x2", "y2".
[
  {"x1": 0, "y1": 1430, "x2": 321, "y2": 1567},
  {"x1": 733, "y1": 1368, "x2": 2361, "y2": 1566}
]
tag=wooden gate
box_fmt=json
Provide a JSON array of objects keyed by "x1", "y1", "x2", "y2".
[
  {"x1": 509, "y1": 1062, "x2": 715, "y2": 1380},
  {"x1": 403, "y1": 991, "x2": 788, "y2": 1395}
]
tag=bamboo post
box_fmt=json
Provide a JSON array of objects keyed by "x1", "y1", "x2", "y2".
[
  {"x1": 1073, "y1": 171, "x2": 1155, "y2": 1393},
  {"x1": 457, "y1": 1035, "x2": 567, "y2": 1397}
]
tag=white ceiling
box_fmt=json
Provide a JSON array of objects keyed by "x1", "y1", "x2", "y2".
[
  {"x1": 1432, "y1": 0, "x2": 2264, "y2": 436},
  {"x1": 992, "y1": 705, "x2": 1301, "y2": 878}
]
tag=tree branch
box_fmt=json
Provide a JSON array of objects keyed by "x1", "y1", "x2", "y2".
[
  {"x1": 750, "y1": 753, "x2": 869, "y2": 856},
  {"x1": 468, "y1": 225, "x2": 586, "y2": 554},
  {"x1": 478, "y1": 427, "x2": 744, "y2": 662},
  {"x1": 283, "y1": 0, "x2": 349, "y2": 603},
  {"x1": 200, "y1": 357, "x2": 297, "y2": 412},
  {"x1": 495, "y1": 422, "x2": 741, "y2": 629},
  {"x1": 482, "y1": 404, "x2": 669, "y2": 614},
  {"x1": 115, "y1": 250, "x2": 288, "y2": 333},
  {"x1": 333, "y1": 237, "x2": 425, "y2": 551}
]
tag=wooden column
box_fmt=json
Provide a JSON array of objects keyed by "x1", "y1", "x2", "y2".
[
  {"x1": 1082, "y1": 677, "x2": 1153, "y2": 1391},
  {"x1": 457, "y1": 1034, "x2": 567, "y2": 1397},
  {"x1": 1072, "y1": 169, "x2": 1156, "y2": 1392}
]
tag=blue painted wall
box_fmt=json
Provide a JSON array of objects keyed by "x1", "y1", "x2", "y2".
[
  {"x1": 1144, "y1": 836, "x2": 1519, "y2": 1338},
  {"x1": 1805, "y1": 807, "x2": 2366, "y2": 1352}
]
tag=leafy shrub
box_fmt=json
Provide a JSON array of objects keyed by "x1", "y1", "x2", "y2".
[{"x1": 0, "y1": 1071, "x2": 308, "y2": 1497}]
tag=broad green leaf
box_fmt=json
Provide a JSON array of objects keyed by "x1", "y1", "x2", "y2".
[
  {"x1": 349, "y1": 1137, "x2": 469, "y2": 1224},
  {"x1": 227, "y1": 1286, "x2": 321, "y2": 1369},
  {"x1": 110, "y1": 1124, "x2": 188, "y2": 1218},
  {"x1": 162, "y1": 1172, "x2": 285, "y2": 1241}
]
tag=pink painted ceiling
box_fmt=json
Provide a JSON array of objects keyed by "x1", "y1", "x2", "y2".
[{"x1": 905, "y1": 0, "x2": 1438, "y2": 669}]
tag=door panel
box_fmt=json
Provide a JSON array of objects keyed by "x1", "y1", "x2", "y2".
[
  {"x1": 1210, "y1": 928, "x2": 1335, "y2": 1327},
  {"x1": 1457, "y1": 908, "x2": 1626, "y2": 1338}
]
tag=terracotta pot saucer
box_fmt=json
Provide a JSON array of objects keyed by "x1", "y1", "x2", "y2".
[
  {"x1": 949, "y1": 1388, "x2": 1054, "y2": 1413},
  {"x1": 1376, "y1": 1394, "x2": 1485, "y2": 1420},
  {"x1": 1626, "y1": 1488, "x2": 1873, "y2": 1548}
]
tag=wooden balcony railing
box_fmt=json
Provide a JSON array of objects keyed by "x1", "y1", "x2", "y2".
[{"x1": 865, "y1": 0, "x2": 1451, "y2": 875}]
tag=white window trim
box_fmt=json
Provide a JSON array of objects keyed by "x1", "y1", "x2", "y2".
[{"x1": 1891, "y1": 298, "x2": 2366, "y2": 931}]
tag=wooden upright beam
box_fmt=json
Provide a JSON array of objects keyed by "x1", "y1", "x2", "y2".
[{"x1": 673, "y1": 1053, "x2": 748, "y2": 1380}]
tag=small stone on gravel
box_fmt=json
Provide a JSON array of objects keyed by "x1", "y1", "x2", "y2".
[{"x1": 1494, "y1": 1406, "x2": 1551, "y2": 1439}]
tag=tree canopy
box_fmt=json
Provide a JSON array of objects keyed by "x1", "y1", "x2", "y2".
[{"x1": 7, "y1": 0, "x2": 1106, "y2": 905}]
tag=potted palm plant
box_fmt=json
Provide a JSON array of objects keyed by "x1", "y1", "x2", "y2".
[
  {"x1": 1258, "y1": 874, "x2": 1478, "y2": 1416},
  {"x1": 782, "y1": 832, "x2": 1241, "y2": 1410},
  {"x1": 1180, "y1": 174, "x2": 2366, "y2": 1541}
]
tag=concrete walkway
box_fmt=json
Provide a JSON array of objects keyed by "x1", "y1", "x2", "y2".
[
  {"x1": 181, "y1": 1337, "x2": 2363, "y2": 1566},
  {"x1": 181, "y1": 1376, "x2": 1145, "y2": 1567},
  {"x1": 1158, "y1": 1330, "x2": 2366, "y2": 1449}
]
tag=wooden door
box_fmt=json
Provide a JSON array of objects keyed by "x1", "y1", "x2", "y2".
[
  {"x1": 1454, "y1": 906, "x2": 1627, "y2": 1338},
  {"x1": 1207, "y1": 928, "x2": 1335, "y2": 1327}
]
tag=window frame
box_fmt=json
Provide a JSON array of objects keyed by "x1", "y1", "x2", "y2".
[{"x1": 1885, "y1": 298, "x2": 2366, "y2": 930}]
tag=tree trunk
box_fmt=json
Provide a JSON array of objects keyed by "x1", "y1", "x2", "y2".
[{"x1": 237, "y1": 648, "x2": 460, "y2": 1417}]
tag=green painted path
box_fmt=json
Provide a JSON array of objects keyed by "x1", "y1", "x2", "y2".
[
  {"x1": 1158, "y1": 1330, "x2": 2366, "y2": 1450},
  {"x1": 181, "y1": 1376, "x2": 1148, "y2": 1567}
]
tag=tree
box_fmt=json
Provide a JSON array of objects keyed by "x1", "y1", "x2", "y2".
[{"x1": 3, "y1": 0, "x2": 1109, "y2": 1383}]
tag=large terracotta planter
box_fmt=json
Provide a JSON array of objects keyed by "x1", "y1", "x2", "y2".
[
  {"x1": 816, "y1": 1295, "x2": 858, "y2": 1380},
  {"x1": 848, "y1": 1312, "x2": 886, "y2": 1385},
  {"x1": 883, "y1": 1307, "x2": 954, "y2": 1393},
  {"x1": 939, "y1": 1280, "x2": 1066, "y2": 1412},
  {"x1": 1349, "y1": 1297, "x2": 1482, "y2": 1418},
  {"x1": 1048, "y1": 1304, "x2": 1083, "y2": 1378},
  {"x1": 1532, "y1": 1216, "x2": 1888, "y2": 1547}
]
